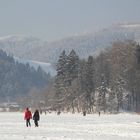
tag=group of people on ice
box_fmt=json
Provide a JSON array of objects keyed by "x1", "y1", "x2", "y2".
[
  {"x1": 24, "y1": 107, "x2": 40, "y2": 127},
  {"x1": 24, "y1": 107, "x2": 101, "y2": 127}
]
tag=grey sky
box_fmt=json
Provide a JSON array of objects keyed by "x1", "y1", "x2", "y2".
[{"x1": 0, "y1": 0, "x2": 140, "y2": 42}]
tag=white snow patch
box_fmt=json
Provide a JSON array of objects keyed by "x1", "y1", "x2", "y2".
[
  {"x1": 0, "y1": 112, "x2": 140, "y2": 140},
  {"x1": 0, "y1": 35, "x2": 27, "y2": 42},
  {"x1": 120, "y1": 24, "x2": 140, "y2": 29}
]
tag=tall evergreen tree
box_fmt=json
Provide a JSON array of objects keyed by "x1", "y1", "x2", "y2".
[
  {"x1": 97, "y1": 74, "x2": 107, "y2": 112},
  {"x1": 55, "y1": 50, "x2": 67, "y2": 108},
  {"x1": 66, "y1": 49, "x2": 79, "y2": 86},
  {"x1": 84, "y1": 56, "x2": 95, "y2": 112}
]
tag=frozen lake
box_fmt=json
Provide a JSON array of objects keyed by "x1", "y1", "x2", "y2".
[{"x1": 0, "y1": 112, "x2": 140, "y2": 140}]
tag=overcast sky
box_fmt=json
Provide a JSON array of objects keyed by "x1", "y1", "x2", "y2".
[{"x1": 0, "y1": 0, "x2": 140, "y2": 42}]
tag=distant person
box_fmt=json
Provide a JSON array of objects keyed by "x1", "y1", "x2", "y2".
[
  {"x1": 99, "y1": 111, "x2": 100, "y2": 116},
  {"x1": 40, "y1": 109, "x2": 42, "y2": 115},
  {"x1": 57, "y1": 110, "x2": 61, "y2": 115},
  {"x1": 33, "y1": 109, "x2": 40, "y2": 127},
  {"x1": 44, "y1": 110, "x2": 46, "y2": 115},
  {"x1": 24, "y1": 107, "x2": 32, "y2": 127},
  {"x1": 83, "y1": 111, "x2": 86, "y2": 116}
]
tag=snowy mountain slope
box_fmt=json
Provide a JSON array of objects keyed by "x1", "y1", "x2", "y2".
[
  {"x1": 0, "y1": 35, "x2": 47, "y2": 62},
  {"x1": 0, "y1": 23, "x2": 140, "y2": 63},
  {"x1": 14, "y1": 56, "x2": 56, "y2": 76}
]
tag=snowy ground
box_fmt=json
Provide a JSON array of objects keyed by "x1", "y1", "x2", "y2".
[{"x1": 0, "y1": 112, "x2": 140, "y2": 140}]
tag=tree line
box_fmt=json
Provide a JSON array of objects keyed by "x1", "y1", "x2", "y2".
[{"x1": 54, "y1": 40, "x2": 140, "y2": 113}]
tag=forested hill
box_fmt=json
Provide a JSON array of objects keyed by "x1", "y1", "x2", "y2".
[{"x1": 0, "y1": 49, "x2": 50, "y2": 102}]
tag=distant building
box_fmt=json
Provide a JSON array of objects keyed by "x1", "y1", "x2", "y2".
[{"x1": 0, "y1": 102, "x2": 21, "y2": 112}]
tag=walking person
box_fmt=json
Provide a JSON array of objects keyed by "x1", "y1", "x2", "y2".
[
  {"x1": 83, "y1": 111, "x2": 86, "y2": 116},
  {"x1": 33, "y1": 109, "x2": 40, "y2": 127},
  {"x1": 99, "y1": 111, "x2": 100, "y2": 116},
  {"x1": 24, "y1": 107, "x2": 32, "y2": 127}
]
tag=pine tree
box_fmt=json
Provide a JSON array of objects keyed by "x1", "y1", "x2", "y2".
[
  {"x1": 66, "y1": 50, "x2": 79, "y2": 86},
  {"x1": 97, "y1": 74, "x2": 107, "y2": 112},
  {"x1": 107, "y1": 90, "x2": 118, "y2": 113},
  {"x1": 113, "y1": 77, "x2": 125, "y2": 111},
  {"x1": 136, "y1": 44, "x2": 140, "y2": 66},
  {"x1": 55, "y1": 50, "x2": 67, "y2": 106},
  {"x1": 78, "y1": 60, "x2": 87, "y2": 94},
  {"x1": 84, "y1": 56, "x2": 95, "y2": 112}
]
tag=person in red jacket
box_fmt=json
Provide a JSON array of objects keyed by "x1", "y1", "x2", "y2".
[{"x1": 24, "y1": 107, "x2": 32, "y2": 127}]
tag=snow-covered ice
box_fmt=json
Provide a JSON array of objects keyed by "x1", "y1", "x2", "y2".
[{"x1": 0, "y1": 112, "x2": 140, "y2": 140}]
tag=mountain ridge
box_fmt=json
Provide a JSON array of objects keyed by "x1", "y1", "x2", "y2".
[{"x1": 0, "y1": 23, "x2": 140, "y2": 63}]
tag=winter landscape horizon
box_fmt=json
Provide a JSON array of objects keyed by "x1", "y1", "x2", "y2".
[{"x1": 0, "y1": 0, "x2": 140, "y2": 140}]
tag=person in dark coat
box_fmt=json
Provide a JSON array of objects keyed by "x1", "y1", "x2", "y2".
[
  {"x1": 24, "y1": 107, "x2": 32, "y2": 127},
  {"x1": 99, "y1": 111, "x2": 101, "y2": 116},
  {"x1": 83, "y1": 111, "x2": 86, "y2": 116},
  {"x1": 33, "y1": 109, "x2": 40, "y2": 127}
]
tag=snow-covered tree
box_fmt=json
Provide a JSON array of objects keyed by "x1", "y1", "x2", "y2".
[
  {"x1": 66, "y1": 49, "x2": 79, "y2": 86},
  {"x1": 106, "y1": 90, "x2": 118, "y2": 113},
  {"x1": 55, "y1": 50, "x2": 67, "y2": 107},
  {"x1": 84, "y1": 56, "x2": 95, "y2": 112},
  {"x1": 96, "y1": 74, "x2": 108, "y2": 112}
]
